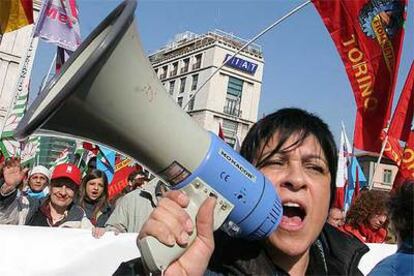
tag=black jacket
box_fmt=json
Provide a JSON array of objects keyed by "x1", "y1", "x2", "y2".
[
  {"x1": 207, "y1": 223, "x2": 369, "y2": 275},
  {"x1": 82, "y1": 200, "x2": 113, "y2": 227},
  {"x1": 114, "y1": 223, "x2": 369, "y2": 275}
]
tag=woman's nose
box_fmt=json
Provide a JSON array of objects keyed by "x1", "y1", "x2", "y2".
[
  {"x1": 281, "y1": 163, "x2": 306, "y2": 190},
  {"x1": 378, "y1": 214, "x2": 387, "y2": 224}
]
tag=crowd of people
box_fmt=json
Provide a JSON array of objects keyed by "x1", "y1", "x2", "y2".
[
  {"x1": 0, "y1": 107, "x2": 412, "y2": 275},
  {"x1": 0, "y1": 157, "x2": 163, "y2": 233}
]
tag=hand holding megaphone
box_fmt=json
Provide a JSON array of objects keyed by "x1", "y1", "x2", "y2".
[{"x1": 138, "y1": 190, "x2": 217, "y2": 275}]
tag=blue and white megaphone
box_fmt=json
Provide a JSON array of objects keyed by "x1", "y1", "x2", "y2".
[{"x1": 15, "y1": 0, "x2": 282, "y2": 272}]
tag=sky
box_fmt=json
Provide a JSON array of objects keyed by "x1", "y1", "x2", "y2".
[{"x1": 30, "y1": 0, "x2": 414, "y2": 145}]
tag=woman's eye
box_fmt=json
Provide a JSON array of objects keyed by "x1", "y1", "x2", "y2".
[
  {"x1": 264, "y1": 159, "x2": 285, "y2": 167},
  {"x1": 307, "y1": 164, "x2": 326, "y2": 174}
]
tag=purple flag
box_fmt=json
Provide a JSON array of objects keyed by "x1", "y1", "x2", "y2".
[{"x1": 34, "y1": 0, "x2": 81, "y2": 51}]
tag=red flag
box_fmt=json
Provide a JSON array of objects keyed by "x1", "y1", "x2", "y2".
[
  {"x1": 383, "y1": 134, "x2": 404, "y2": 164},
  {"x1": 313, "y1": 0, "x2": 407, "y2": 153},
  {"x1": 108, "y1": 156, "x2": 140, "y2": 199},
  {"x1": 393, "y1": 130, "x2": 414, "y2": 190},
  {"x1": 388, "y1": 62, "x2": 414, "y2": 142},
  {"x1": 218, "y1": 123, "x2": 225, "y2": 140},
  {"x1": 334, "y1": 180, "x2": 347, "y2": 210},
  {"x1": 383, "y1": 62, "x2": 413, "y2": 164},
  {"x1": 83, "y1": 142, "x2": 99, "y2": 155}
]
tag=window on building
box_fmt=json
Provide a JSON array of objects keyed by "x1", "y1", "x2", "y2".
[
  {"x1": 160, "y1": 65, "x2": 168, "y2": 79},
  {"x1": 170, "y1": 62, "x2": 178, "y2": 77},
  {"x1": 191, "y1": 74, "x2": 199, "y2": 91},
  {"x1": 383, "y1": 169, "x2": 392, "y2": 185},
  {"x1": 154, "y1": 68, "x2": 158, "y2": 75},
  {"x1": 179, "y1": 77, "x2": 186, "y2": 93},
  {"x1": 193, "y1": 54, "x2": 202, "y2": 70},
  {"x1": 188, "y1": 95, "x2": 195, "y2": 111},
  {"x1": 181, "y1": 58, "x2": 190, "y2": 73},
  {"x1": 223, "y1": 76, "x2": 243, "y2": 117},
  {"x1": 227, "y1": 76, "x2": 243, "y2": 97},
  {"x1": 222, "y1": 119, "x2": 238, "y2": 147},
  {"x1": 169, "y1": 80, "x2": 175, "y2": 95},
  {"x1": 177, "y1": 96, "x2": 183, "y2": 107}
]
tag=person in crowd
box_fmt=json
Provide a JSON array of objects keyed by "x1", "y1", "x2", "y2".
[
  {"x1": 22, "y1": 165, "x2": 51, "y2": 200},
  {"x1": 369, "y1": 179, "x2": 414, "y2": 275},
  {"x1": 137, "y1": 108, "x2": 369, "y2": 275},
  {"x1": 104, "y1": 178, "x2": 167, "y2": 234},
  {"x1": 327, "y1": 207, "x2": 345, "y2": 228},
  {"x1": 86, "y1": 156, "x2": 97, "y2": 175},
  {"x1": 109, "y1": 169, "x2": 150, "y2": 205},
  {"x1": 78, "y1": 169, "x2": 112, "y2": 227},
  {"x1": 124, "y1": 169, "x2": 149, "y2": 194},
  {"x1": 342, "y1": 189, "x2": 389, "y2": 243},
  {"x1": 0, "y1": 159, "x2": 92, "y2": 228}
]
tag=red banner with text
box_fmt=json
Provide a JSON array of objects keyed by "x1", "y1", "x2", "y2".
[
  {"x1": 313, "y1": 0, "x2": 407, "y2": 152},
  {"x1": 393, "y1": 131, "x2": 414, "y2": 189}
]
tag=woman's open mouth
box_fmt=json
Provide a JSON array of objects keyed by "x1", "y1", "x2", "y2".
[{"x1": 280, "y1": 201, "x2": 307, "y2": 231}]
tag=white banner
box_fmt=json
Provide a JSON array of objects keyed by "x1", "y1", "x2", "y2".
[
  {"x1": 0, "y1": 225, "x2": 140, "y2": 276},
  {"x1": 0, "y1": 225, "x2": 397, "y2": 275},
  {"x1": 359, "y1": 243, "x2": 397, "y2": 275}
]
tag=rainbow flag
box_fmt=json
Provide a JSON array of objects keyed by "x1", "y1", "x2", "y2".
[{"x1": 0, "y1": 0, "x2": 34, "y2": 34}]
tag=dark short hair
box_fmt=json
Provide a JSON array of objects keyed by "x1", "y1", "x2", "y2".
[
  {"x1": 389, "y1": 180, "x2": 413, "y2": 243},
  {"x1": 240, "y1": 108, "x2": 338, "y2": 207},
  {"x1": 128, "y1": 170, "x2": 148, "y2": 182}
]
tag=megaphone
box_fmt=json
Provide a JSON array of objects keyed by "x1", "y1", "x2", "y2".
[{"x1": 16, "y1": 0, "x2": 282, "y2": 272}]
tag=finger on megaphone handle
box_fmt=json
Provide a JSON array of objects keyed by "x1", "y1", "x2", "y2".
[
  {"x1": 158, "y1": 195, "x2": 194, "y2": 233},
  {"x1": 163, "y1": 195, "x2": 217, "y2": 276},
  {"x1": 151, "y1": 201, "x2": 191, "y2": 246},
  {"x1": 138, "y1": 218, "x2": 176, "y2": 246},
  {"x1": 164, "y1": 190, "x2": 190, "y2": 208}
]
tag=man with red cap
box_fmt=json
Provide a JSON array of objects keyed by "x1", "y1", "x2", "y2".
[{"x1": 0, "y1": 158, "x2": 92, "y2": 228}]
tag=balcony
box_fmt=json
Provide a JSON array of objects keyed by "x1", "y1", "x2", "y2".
[
  {"x1": 180, "y1": 67, "x2": 189, "y2": 74},
  {"x1": 169, "y1": 69, "x2": 178, "y2": 77},
  {"x1": 223, "y1": 98, "x2": 242, "y2": 117},
  {"x1": 192, "y1": 62, "x2": 201, "y2": 70}
]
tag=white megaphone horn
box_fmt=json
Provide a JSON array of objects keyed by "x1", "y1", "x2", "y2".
[{"x1": 16, "y1": 0, "x2": 282, "y2": 273}]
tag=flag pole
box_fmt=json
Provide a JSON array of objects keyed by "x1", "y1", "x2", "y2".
[
  {"x1": 78, "y1": 149, "x2": 85, "y2": 167},
  {"x1": 38, "y1": 52, "x2": 57, "y2": 94},
  {"x1": 183, "y1": 0, "x2": 312, "y2": 109}
]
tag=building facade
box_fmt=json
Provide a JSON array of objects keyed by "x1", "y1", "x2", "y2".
[
  {"x1": 149, "y1": 30, "x2": 264, "y2": 147},
  {"x1": 0, "y1": 1, "x2": 76, "y2": 168},
  {"x1": 0, "y1": 0, "x2": 42, "y2": 125},
  {"x1": 357, "y1": 153, "x2": 399, "y2": 191}
]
